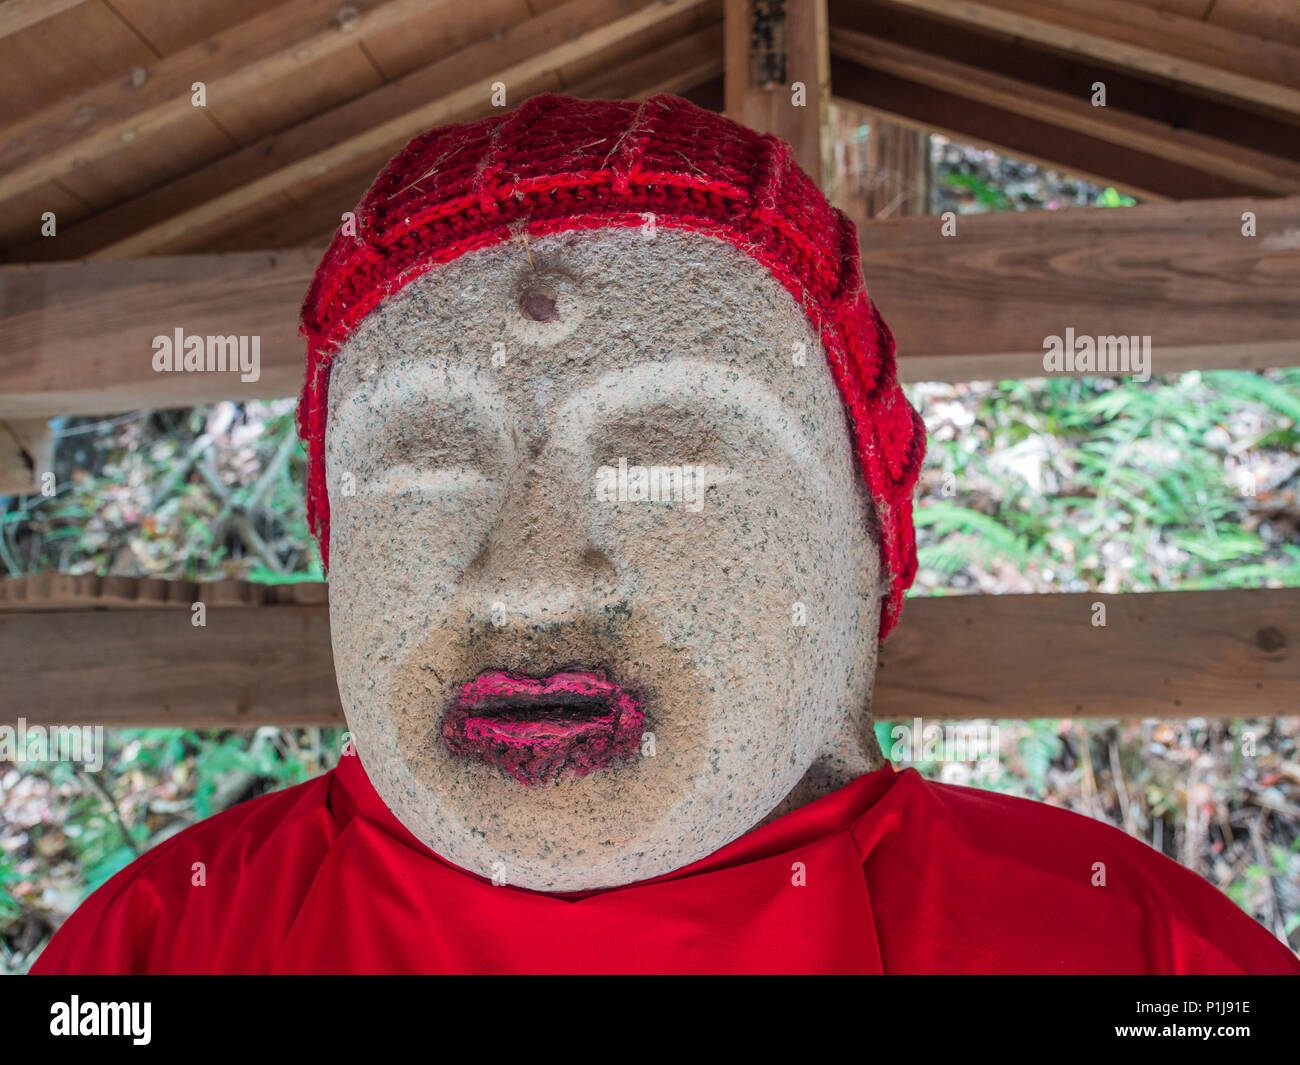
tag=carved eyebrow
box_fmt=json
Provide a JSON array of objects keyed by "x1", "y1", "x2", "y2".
[
  {"x1": 337, "y1": 361, "x2": 511, "y2": 443},
  {"x1": 549, "y1": 359, "x2": 817, "y2": 464}
]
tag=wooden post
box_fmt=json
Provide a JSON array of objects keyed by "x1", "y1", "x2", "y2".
[
  {"x1": 725, "y1": 0, "x2": 831, "y2": 185},
  {"x1": 864, "y1": 116, "x2": 930, "y2": 218},
  {"x1": 831, "y1": 102, "x2": 931, "y2": 221},
  {"x1": 0, "y1": 418, "x2": 53, "y2": 495}
]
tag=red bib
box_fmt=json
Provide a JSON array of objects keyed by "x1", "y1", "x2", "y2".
[{"x1": 33, "y1": 752, "x2": 1299, "y2": 974}]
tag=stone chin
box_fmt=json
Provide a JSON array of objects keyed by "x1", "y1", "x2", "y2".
[{"x1": 324, "y1": 227, "x2": 886, "y2": 893}]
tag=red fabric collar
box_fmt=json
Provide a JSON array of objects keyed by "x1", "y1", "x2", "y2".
[
  {"x1": 33, "y1": 749, "x2": 1300, "y2": 973},
  {"x1": 328, "y1": 748, "x2": 900, "y2": 890},
  {"x1": 315, "y1": 750, "x2": 897, "y2": 972}
]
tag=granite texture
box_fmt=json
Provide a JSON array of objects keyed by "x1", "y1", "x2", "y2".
[{"x1": 325, "y1": 227, "x2": 887, "y2": 892}]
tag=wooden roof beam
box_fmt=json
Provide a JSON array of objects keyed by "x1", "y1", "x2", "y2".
[
  {"x1": 0, "y1": 0, "x2": 89, "y2": 41},
  {"x1": 831, "y1": 54, "x2": 1266, "y2": 202},
  {"x1": 11, "y1": 0, "x2": 713, "y2": 262},
  {"x1": 881, "y1": 0, "x2": 1300, "y2": 119},
  {"x1": 831, "y1": 26, "x2": 1300, "y2": 196},
  {"x1": 0, "y1": 0, "x2": 450, "y2": 207}
]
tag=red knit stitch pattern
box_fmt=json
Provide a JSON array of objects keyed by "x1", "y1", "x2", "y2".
[{"x1": 298, "y1": 93, "x2": 926, "y2": 641}]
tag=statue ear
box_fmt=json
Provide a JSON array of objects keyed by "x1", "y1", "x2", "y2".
[
  {"x1": 855, "y1": 491, "x2": 890, "y2": 606},
  {"x1": 877, "y1": 573, "x2": 893, "y2": 603}
]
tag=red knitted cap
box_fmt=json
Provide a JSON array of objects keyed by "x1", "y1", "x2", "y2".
[{"x1": 298, "y1": 93, "x2": 925, "y2": 640}]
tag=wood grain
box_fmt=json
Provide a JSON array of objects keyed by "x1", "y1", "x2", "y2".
[
  {"x1": 831, "y1": 56, "x2": 1263, "y2": 202},
  {"x1": 884, "y1": 0, "x2": 1300, "y2": 119},
  {"x1": 3, "y1": 194, "x2": 1297, "y2": 417},
  {"x1": 0, "y1": 0, "x2": 89, "y2": 41},
  {"x1": 0, "y1": 603, "x2": 341, "y2": 727},
  {"x1": 725, "y1": 0, "x2": 830, "y2": 183},
  {"x1": 0, "y1": 574, "x2": 328, "y2": 611},
  {"x1": 858, "y1": 193, "x2": 1300, "y2": 381},
  {"x1": 831, "y1": 27, "x2": 1300, "y2": 195},
  {"x1": 13, "y1": 0, "x2": 712, "y2": 261},
  {"x1": 0, "y1": 0, "x2": 444, "y2": 205},
  {"x1": 876, "y1": 588, "x2": 1300, "y2": 721},
  {"x1": 0, "y1": 249, "x2": 316, "y2": 417},
  {"x1": 2, "y1": 584, "x2": 1294, "y2": 725}
]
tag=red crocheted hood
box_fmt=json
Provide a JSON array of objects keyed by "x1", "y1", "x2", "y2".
[{"x1": 298, "y1": 93, "x2": 925, "y2": 640}]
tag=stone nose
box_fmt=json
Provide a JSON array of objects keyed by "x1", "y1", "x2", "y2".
[{"x1": 459, "y1": 441, "x2": 619, "y2": 629}]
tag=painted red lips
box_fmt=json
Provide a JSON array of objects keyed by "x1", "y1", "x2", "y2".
[{"x1": 440, "y1": 669, "x2": 645, "y2": 786}]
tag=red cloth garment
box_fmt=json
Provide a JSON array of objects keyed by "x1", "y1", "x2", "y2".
[
  {"x1": 32, "y1": 753, "x2": 1299, "y2": 974},
  {"x1": 296, "y1": 93, "x2": 925, "y2": 641}
]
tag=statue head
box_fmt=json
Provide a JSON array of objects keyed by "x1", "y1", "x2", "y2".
[{"x1": 299, "y1": 94, "x2": 924, "y2": 892}]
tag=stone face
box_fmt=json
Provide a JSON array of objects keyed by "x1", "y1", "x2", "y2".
[{"x1": 325, "y1": 226, "x2": 886, "y2": 892}]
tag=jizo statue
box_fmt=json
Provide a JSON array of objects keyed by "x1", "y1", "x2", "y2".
[
  {"x1": 322, "y1": 214, "x2": 902, "y2": 893},
  {"x1": 309, "y1": 95, "x2": 922, "y2": 896},
  {"x1": 35, "y1": 95, "x2": 1300, "y2": 974}
]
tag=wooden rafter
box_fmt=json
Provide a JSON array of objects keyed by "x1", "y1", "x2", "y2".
[
  {"x1": 0, "y1": 0, "x2": 448, "y2": 207},
  {"x1": 831, "y1": 55, "x2": 1266, "y2": 202},
  {"x1": 884, "y1": 0, "x2": 1300, "y2": 119},
  {"x1": 12, "y1": 0, "x2": 713, "y2": 262},
  {"x1": 831, "y1": 27, "x2": 1300, "y2": 195},
  {"x1": 0, "y1": 0, "x2": 88, "y2": 40}
]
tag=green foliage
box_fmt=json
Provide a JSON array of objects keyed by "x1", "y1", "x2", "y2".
[
  {"x1": 49, "y1": 763, "x2": 151, "y2": 895},
  {"x1": 915, "y1": 501, "x2": 1032, "y2": 570},
  {"x1": 910, "y1": 368, "x2": 1300, "y2": 594},
  {"x1": 3, "y1": 400, "x2": 318, "y2": 582},
  {"x1": 943, "y1": 172, "x2": 1015, "y2": 211},
  {"x1": 0, "y1": 852, "x2": 22, "y2": 922},
  {"x1": 1014, "y1": 721, "x2": 1065, "y2": 795},
  {"x1": 246, "y1": 562, "x2": 324, "y2": 585},
  {"x1": 1095, "y1": 186, "x2": 1137, "y2": 207},
  {"x1": 190, "y1": 732, "x2": 311, "y2": 819}
]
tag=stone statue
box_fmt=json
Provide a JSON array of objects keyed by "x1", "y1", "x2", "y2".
[{"x1": 34, "y1": 95, "x2": 1299, "y2": 974}]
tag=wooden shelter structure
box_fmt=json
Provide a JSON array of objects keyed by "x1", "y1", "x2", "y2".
[{"x1": 0, "y1": 0, "x2": 1297, "y2": 726}]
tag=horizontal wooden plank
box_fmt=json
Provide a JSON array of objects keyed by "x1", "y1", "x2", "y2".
[
  {"x1": 0, "y1": 585, "x2": 1295, "y2": 726},
  {"x1": 3, "y1": 194, "x2": 1299, "y2": 416},
  {"x1": 0, "y1": 603, "x2": 340, "y2": 727},
  {"x1": 875, "y1": 588, "x2": 1299, "y2": 721},
  {"x1": 0, "y1": 250, "x2": 315, "y2": 417},
  {"x1": 858, "y1": 193, "x2": 1300, "y2": 381}
]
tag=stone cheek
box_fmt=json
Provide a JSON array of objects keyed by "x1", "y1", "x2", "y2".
[{"x1": 324, "y1": 227, "x2": 884, "y2": 892}]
